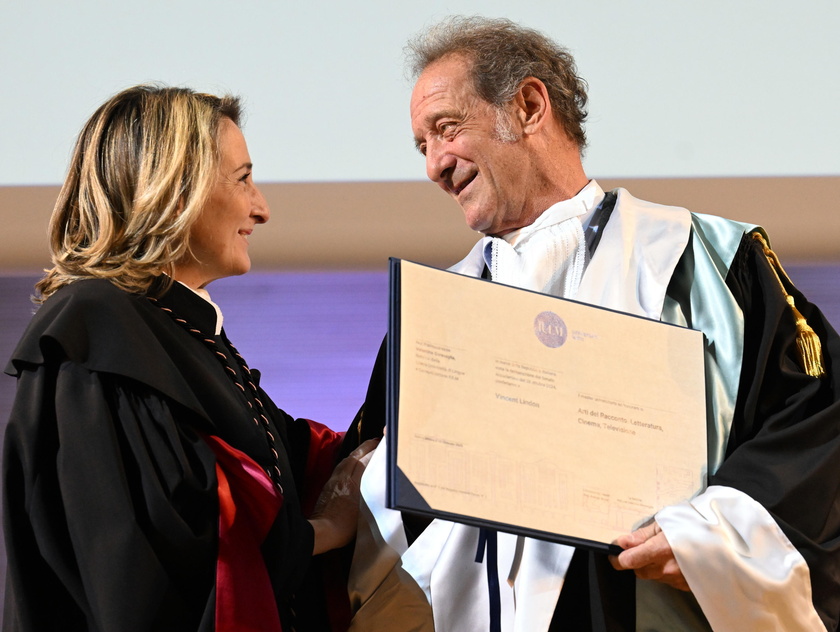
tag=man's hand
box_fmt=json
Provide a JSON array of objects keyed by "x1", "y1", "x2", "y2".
[
  {"x1": 309, "y1": 439, "x2": 379, "y2": 555},
  {"x1": 608, "y1": 520, "x2": 690, "y2": 592}
]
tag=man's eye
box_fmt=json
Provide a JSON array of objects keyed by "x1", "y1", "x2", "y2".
[{"x1": 439, "y1": 122, "x2": 457, "y2": 137}]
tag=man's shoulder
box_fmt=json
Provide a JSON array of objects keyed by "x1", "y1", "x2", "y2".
[
  {"x1": 612, "y1": 186, "x2": 760, "y2": 236},
  {"x1": 688, "y1": 210, "x2": 759, "y2": 237}
]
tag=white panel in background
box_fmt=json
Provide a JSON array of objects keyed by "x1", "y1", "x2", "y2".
[{"x1": 0, "y1": 0, "x2": 838, "y2": 186}]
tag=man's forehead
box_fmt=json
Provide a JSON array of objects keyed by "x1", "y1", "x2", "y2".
[
  {"x1": 410, "y1": 76, "x2": 454, "y2": 116},
  {"x1": 410, "y1": 57, "x2": 476, "y2": 119}
]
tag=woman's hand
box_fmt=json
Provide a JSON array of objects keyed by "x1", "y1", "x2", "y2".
[
  {"x1": 308, "y1": 439, "x2": 379, "y2": 555},
  {"x1": 608, "y1": 520, "x2": 690, "y2": 592}
]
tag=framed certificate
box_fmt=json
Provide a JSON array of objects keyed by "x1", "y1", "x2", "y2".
[{"x1": 386, "y1": 259, "x2": 708, "y2": 554}]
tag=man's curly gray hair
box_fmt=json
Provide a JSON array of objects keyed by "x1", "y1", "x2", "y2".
[{"x1": 406, "y1": 15, "x2": 589, "y2": 149}]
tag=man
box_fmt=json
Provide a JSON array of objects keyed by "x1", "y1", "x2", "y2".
[{"x1": 344, "y1": 16, "x2": 840, "y2": 631}]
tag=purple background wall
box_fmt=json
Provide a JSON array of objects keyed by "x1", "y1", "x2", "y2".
[{"x1": 0, "y1": 266, "x2": 838, "y2": 607}]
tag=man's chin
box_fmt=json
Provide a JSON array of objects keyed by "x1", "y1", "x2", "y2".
[{"x1": 461, "y1": 208, "x2": 492, "y2": 234}]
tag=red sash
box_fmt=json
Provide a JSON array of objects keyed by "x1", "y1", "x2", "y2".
[{"x1": 205, "y1": 434, "x2": 284, "y2": 632}]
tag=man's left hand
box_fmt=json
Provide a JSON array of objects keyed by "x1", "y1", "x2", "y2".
[{"x1": 608, "y1": 520, "x2": 690, "y2": 592}]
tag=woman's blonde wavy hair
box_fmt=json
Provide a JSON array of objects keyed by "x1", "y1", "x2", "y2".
[{"x1": 36, "y1": 84, "x2": 241, "y2": 301}]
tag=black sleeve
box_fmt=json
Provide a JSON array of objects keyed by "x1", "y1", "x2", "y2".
[
  {"x1": 338, "y1": 334, "x2": 433, "y2": 545},
  {"x1": 339, "y1": 335, "x2": 388, "y2": 460},
  {"x1": 711, "y1": 234, "x2": 840, "y2": 630},
  {"x1": 3, "y1": 361, "x2": 218, "y2": 632}
]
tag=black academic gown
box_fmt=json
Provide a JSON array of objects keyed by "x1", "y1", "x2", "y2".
[
  {"x1": 342, "y1": 233, "x2": 840, "y2": 631},
  {"x1": 2, "y1": 279, "x2": 333, "y2": 631}
]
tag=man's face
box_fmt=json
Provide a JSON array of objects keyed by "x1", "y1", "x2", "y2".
[{"x1": 410, "y1": 55, "x2": 534, "y2": 236}]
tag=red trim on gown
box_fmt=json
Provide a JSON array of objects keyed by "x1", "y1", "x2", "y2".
[
  {"x1": 300, "y1": 420, "x2": 345, "y2": 515},
  {"x1": 205, "y1": 434, "x2": 284, "y2": 632}
]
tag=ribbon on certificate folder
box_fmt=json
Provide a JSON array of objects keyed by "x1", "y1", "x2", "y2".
[{"x1": 475, "y1": 528, "x2": 502, "y2": 632}]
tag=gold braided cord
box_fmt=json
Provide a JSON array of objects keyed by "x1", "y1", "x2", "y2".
[
  {"x1": 750, "y1": 232, "x2": 826, "y2": 378},
  {"x1": 357, "y1": 409, "x2": 365, "y2": 439}
]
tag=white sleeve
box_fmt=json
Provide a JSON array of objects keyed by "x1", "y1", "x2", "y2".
[{"x1": 656, "y1": 485, "x2": 825, "y2": 631}]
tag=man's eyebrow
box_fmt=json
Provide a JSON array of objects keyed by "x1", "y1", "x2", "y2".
[{"x1": 426, "y1": 108, "x2": 460, "y2": 127}]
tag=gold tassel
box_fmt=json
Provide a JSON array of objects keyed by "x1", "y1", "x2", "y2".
[{"x1": 751, "y1": 232, "x2": 826, "y2": 378}]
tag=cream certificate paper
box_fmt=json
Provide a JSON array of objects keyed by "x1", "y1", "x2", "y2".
[{"x1": 387, "y1": 260, "x2": 708, "y2": 550}]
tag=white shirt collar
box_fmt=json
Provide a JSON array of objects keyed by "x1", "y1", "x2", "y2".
[
  {"x1": 449, "y1": 180, "x2": 607, "y2": 280},
  {"x1": 500, "y1": 179, "x2": 605, "y2": 249}
]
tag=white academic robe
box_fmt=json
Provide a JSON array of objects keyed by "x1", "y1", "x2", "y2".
[{"x1": 348, "y1": 184, "x2": 824, "y2": 631}]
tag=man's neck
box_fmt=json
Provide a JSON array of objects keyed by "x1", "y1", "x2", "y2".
[{"x1": 491, "y1": 173, "x2": 591, "y2": 238}]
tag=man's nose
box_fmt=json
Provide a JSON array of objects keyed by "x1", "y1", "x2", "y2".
[{"x1": 425, "y1": 139, "x2": 456, "y2": 185}]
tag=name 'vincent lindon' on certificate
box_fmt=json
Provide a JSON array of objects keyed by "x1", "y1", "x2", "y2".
[{"x1": 386, "y1": 259, "x2": 708, "y2": 552}]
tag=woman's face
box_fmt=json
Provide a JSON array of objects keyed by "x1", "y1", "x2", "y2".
[{"x1": 173, "y1": 117, "x2": 270, "y2": 289}]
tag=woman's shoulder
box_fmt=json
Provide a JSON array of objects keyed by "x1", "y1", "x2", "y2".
[
  {"x1": 33, "y1": 277, "x2": 150, "y2": 315},
  {"x1": 6, "y1": 278, "x2": 160, "y2": 376},
  {"x1": 7, "y1": 277, "x2": 217, "y2": 423}
]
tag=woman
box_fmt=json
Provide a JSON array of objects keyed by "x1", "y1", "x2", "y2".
[{"x1": 2, "y1": 85, "x2": 374, "y2": 631}]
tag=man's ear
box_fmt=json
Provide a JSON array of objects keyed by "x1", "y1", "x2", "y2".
[{"x1": 513, "y1": 77, "x2": 551, "y2": 135}]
